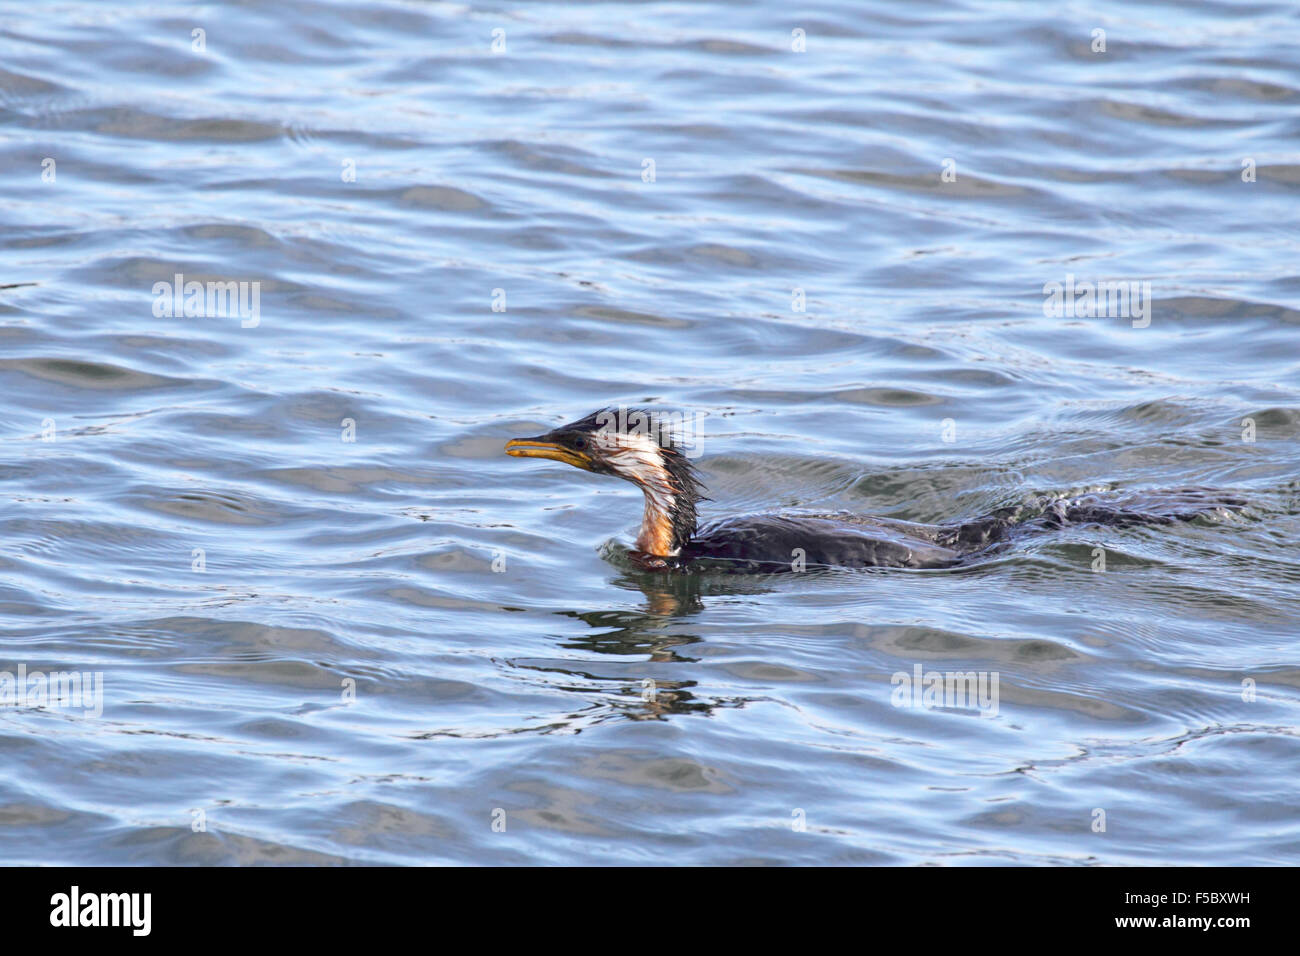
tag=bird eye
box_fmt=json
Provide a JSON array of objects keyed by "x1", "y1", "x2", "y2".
[{"x1": 572, "y1": 436, "x2": 587, "y2": 450}]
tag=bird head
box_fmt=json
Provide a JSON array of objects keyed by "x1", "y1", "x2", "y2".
[{"x1": 505, "y1": 408, "x2": 703, "y2": 557}]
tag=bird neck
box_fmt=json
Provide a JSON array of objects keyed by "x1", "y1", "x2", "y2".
[
  {"x1": 625, "y1": 450, "x2": 698, "y2": 558},
  {"x1": 597, "y1": 431, "x2": 701, "y2": 559},
  {"x1": 635, "y1": 485, "x2": 682, "y2": 556}
]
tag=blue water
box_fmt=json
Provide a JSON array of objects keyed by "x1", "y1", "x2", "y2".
[{"x1": 1, "y1": 0, "x2": 1298, "y2": 864}]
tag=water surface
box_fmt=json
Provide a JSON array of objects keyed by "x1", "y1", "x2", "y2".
[{"x1": 1, "y1": 0, "x2": 1298, "y2": 864}]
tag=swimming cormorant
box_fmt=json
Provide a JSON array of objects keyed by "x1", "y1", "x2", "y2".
[{"x1": 505, "y1": 408, "x2": 1241, "y2": 573}]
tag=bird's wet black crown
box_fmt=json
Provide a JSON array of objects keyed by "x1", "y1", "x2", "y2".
[{"x1": 552, "y1": 407, "x2": 683, "y2": 451}]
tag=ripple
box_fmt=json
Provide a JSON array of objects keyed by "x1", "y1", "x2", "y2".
[{"x1": 0, "y1": 357, "x2": 186, "y2": 390}]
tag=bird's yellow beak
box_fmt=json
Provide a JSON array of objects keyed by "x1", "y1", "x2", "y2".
[{"x1": 504, "y1": 437, "x2": 593, "y2": 471}]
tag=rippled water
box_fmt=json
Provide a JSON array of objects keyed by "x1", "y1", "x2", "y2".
[{"x1": 2, "y1": 0, "x2": 1298, "y2": 865}]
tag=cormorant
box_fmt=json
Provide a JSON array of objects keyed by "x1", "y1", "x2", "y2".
[{"x1": 505, "y1": 408, "x2": 1242, "y2": 573}]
